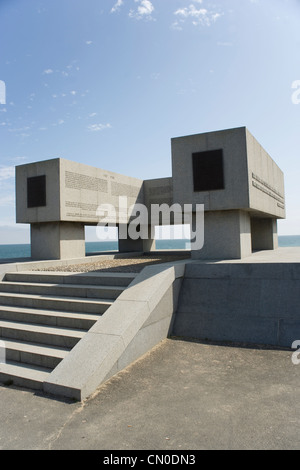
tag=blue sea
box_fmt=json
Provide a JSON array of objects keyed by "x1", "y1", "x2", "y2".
[
  {"x1": 0, "y1": 236, "x2": 299, "y2": 260},
  {"x1": 0, "y1": 239, "x2": 190, "y2": 260}
]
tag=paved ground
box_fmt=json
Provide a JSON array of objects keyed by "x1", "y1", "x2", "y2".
[
  {"x1": 0, "y1": 337, "x2": 299, "y2": 450},
  {"x1": 218, "y1": 247, "x2": 300, "y2": 263}
]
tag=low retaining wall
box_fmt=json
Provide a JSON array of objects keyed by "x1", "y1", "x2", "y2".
[{"x1": 173, "y1": 262, "x2": 300, "y2": 348}]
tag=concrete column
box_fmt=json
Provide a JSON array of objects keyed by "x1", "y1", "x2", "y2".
[
  {"x1": 191, "y1": 210, "x2": 252, "y2": 260},
  {"x1": 31, "y1": 222, "x2": 85, "y2": 260},
  {"x1": 272, "y1": 219, "x2": 279, "y2": 250},
  {"x1": 251, "y1": 217, "x2": 278, "y2": 251},
  {"x1": 118, "y1": 224, "x2": 155, "y2": 253}
]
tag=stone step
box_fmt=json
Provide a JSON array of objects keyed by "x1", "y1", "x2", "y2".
[
  {"x1": 0, "y1": 320, "x2": 85, "y2": 348},
  {"x1": 2, "y1": 338, "x2": 69, "y2": 369},
  {"x1": 5, "y1": 271, "x2": 137, "y2": 287},
  {"x1": 0, "y1": 292, "x2": 113, "y2": 314},
  {"x1": 0, "y1": 305, "x2": 101, "y2": 329},
  {"x1": 0, "y1": 361, "x2": 51, "y2": 390},
  {"x1": 0, "y1": 281, "x2": 124, "y2": 300},
  {"x1": 0, "y1": 269, "x2": 127, "y2": 394}
]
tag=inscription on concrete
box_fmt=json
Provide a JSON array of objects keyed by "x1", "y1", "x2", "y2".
[
  {"x1": 111, "y1": 181, "x2": 141, "y2": 199},
  {"x1": 65, "y1": 201, "x2": 99, "y2": 219},
  {"x1": 252, "y1": 173, "x2": 285, "y2": 208},
  {"x1": 65, "y1": 171, "x2": 108, "y2": 193}
]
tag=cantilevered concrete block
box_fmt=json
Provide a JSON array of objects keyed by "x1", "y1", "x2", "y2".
[{"x1": 171, "y1": 127, "x2": 285, "y2": 259}]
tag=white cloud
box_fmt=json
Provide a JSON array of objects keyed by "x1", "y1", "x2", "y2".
[
  {"x1": 51, "y1": 119, "x2": 65, "y2": 127},
  {"x1": 217, "y1": 41, "x2": 233, "y2": 47},
  {"x1": 43, "y1": 69, "x2": 53, "y2": 74},
  {"x1": 170, "y1": 21, "x2": 183, "y2": 31},
  {"x1": 136, "y1": 0, "x2": 154, "y2": 16},
  {"x1": 0, "y1": 166, "x2": 15, "y2": 181},
  {"x1": 151, "y1": 72, "x2": 160, "y2": 80},
  {"x1": 87, "y1": 123, "x2": 112, "y2": 132},
  {"x1": 111, "y1": 0, "x2": 124, "y2": 13},
  {"x1": 86, "y1": 40, "x2": 93, "y2": 45},
  {"x1": 174, "y1": 3, "x2": 222, "y2": 27},
  {"x1": 129, "y1": 0, "x2": 154, "y2": 20},
  {"x1": 111, "y1": 0, "x2": 155, "y2": 20},
  {"x1": 5, "y1": 156, "x2": 27, "y2": 164},
  {"x1": 7, "y1": 126, "x2": 30, "y2": 133},
  {"x1": 0, "y1": 193, "x2": 15, "y2": 207}
]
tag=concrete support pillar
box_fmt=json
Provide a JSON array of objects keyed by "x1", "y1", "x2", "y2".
[
  {"x1": 251, "y1": 217, "x2": 278, "y2": 251},
  {"x1": 31, "y1": 222, "x2": 85, "y2": 260},
  {"x1": 118, "y1": 224, "x2": 155, "y2": 253},
  {"x1": 191, "y1": 210, "x2": 252, "y2": 260}
]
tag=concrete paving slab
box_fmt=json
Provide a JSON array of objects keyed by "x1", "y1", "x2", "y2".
[{"x1": 0, "y1": 338, "x2": 299, "y2": 450}]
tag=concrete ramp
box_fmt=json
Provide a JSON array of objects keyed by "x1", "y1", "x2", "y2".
[{"x1": 43, "y1": 262, "x2": 184, "y2": 400}]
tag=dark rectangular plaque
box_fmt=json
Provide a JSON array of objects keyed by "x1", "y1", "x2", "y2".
[
  {"x1": 192, "y1": 149, "x2": 225, "y2": 192},
  {"x1": 27, "y1": 175, "x2": 46, "y2": 208}
]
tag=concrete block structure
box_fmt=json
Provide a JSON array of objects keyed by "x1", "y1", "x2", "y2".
[
  {"x1": 171, "y1": 127, "x2": 285, "y2": 259},
  {"x1": 16, "y1": 127, "x2": 285, "y2": 260},
  {"x1": 0, "y1": 129, "x2": 291, "y2": 400}
]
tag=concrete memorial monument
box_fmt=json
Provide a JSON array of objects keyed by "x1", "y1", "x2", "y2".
[
  {"x1": 1, "y1": 127, "x2": 294, "y2": 399},
  {"x1": 16, "y1": 126, "x2": 285, "y2": 260}
]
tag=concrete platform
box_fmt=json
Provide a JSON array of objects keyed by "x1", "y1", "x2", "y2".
[
  {"x1": 0, "y1": 248, "x2": 300, "y2": 448},
  {"x1": 0, "y1": 337, "x2": 299, "y2": 450},
  {"x1": 216, "y1": 247, "x2": 300, "y2": 263}
]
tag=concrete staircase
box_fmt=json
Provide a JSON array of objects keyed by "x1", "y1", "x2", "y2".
[{"x1": 0, "y1": 271, "x2": 136, "y2": 391}]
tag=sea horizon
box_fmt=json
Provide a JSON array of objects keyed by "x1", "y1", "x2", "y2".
[{"x1": 0, "y1": 235, "x2": 299, "y2": 260}]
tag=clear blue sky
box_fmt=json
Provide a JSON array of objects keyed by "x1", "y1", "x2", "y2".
[{"x1": 0, "y1": 0, "x2": 300, "y2": 243}]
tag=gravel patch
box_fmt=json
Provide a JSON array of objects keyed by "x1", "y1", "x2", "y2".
[{"x1": 36, "y1": 254, "x2": 190, "y2": 273}]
